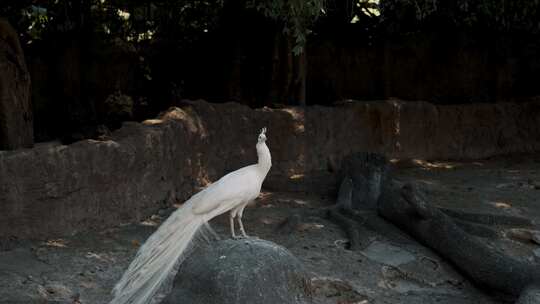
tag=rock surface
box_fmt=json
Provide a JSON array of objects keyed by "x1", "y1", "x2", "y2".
[
  {"x1": 2, "y1": 100, "x2": 540, "y2": 239},
  {"x1": 163, "y1": 238, "x2": 312, "y2": 304},
  {"x1": 0, "y1": 18, "x2": 33, "y2": 150},
  {"x1": 516, "y1": 285, "x2": 540, "y2": 304}
]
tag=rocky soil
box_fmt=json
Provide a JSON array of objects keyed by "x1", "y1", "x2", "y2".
[{"x1": 1, "y1": 155, "x2": 539, "y2": 303}]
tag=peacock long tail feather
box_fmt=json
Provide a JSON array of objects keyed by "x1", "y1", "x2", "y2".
[{"x1": 110, "y1": 201, "x2": 206, "y2": 304}]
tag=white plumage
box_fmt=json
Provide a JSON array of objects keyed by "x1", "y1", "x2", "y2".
[{"x1": 110, "y1": 127, "x2": 272, "y2": 304}]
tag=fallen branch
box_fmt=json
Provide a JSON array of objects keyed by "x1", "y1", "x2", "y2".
[
  {"x1": 332, "y1": 152, "x2": 540, "y2": 302},
  {"x1": 440, "y1": 208, "x2": 533, "y2": 227},
  {"x1": 377, "y1": 181, "x2": 540, "y2": 298},
  {"x1": 328, "y1": 161, "x2": 414, "y2": 250}
]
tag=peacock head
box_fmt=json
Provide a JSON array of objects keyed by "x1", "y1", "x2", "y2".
[{"x1": 258, "y1": 127, "x2": 267, "y2": 143}]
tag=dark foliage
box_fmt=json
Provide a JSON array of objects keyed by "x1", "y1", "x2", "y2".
[{"x1": 2, "y1": 1, "x2": 540, "y2": 142}]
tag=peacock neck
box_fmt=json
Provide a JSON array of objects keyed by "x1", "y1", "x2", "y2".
[{"x1": 256, "y1": 142, "x2": 272, "y2": 178}]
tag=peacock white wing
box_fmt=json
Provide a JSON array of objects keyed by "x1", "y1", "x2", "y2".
[{"x1": 192, "y1": 165, "x2": 260, "y2": 215}]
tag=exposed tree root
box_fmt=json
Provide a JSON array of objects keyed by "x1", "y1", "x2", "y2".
[
  {"x1": 440, "y1": 208, "x2": 533, "y2": 227},
  {"x1": 328, "y1": 159, "x2": 416, "y2": 249},
  {"x1": 331, "y1": 152, "x2": 540, "y2": 302},
  {"x1": 337, "y1": 153, "x2": 389, "y2": 210},
  {"x1": 451, "y1": 219, "x2": 501, "y2": 239},
  {"x1": 378, "y1": 181, "x2": 540, "y2": 298},
  {"x1": 327, "y1": 207, "x2": 363, "y2": 251},
  {"x1": 327, "y1": 177, "x2": 364, "y2": 250}
]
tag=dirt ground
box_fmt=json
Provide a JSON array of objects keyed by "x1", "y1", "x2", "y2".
[{"x1": 1, "y1": 155, "x2": 539, "y2": 304}]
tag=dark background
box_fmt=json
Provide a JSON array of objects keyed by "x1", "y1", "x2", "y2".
[{"x1": 2, "y1": 0, "x2": 540, "y2": 142}]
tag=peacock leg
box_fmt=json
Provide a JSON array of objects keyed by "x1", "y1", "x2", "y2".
[
  {"x1": 230, "y1": 211, "x2": 241, "y2": 239},
  {"x1": 237, "y1": 216, "x2": 248, "y2": 238},
  {"x1": 237, "y1": 204, "x2": 252, "y2": 238}
]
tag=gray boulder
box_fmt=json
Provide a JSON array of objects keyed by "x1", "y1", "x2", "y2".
[{"x1": 163, "y1": 238, "x2": 312, "y2": 304}]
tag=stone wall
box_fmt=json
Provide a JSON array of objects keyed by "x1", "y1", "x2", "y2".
[{"x1": 1, "y1": 99, "x2": 540, "y2": 240}]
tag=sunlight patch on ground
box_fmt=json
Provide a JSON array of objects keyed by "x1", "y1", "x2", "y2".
[
  {"x1": 86, "y1": 252, "x2": 114, "y2": 262},
  {"x1": 391, "y1": 159, "x2": 482, "y2": 171},
  {"x1": 412, "y1": 159, "x2": 456, "y2": 170},
  {"x1": 44, "y1": 239, "x2": 68, "y2": 248},
  {"x1": 289, "y1": 173, "x2": 305, "y2": 180},
  {"x1": 276, "y1": 198, "x2": 311, "y2": 207},
  {"x1": 140, "y1": 215, "x2": 161, "y2": 227},
  {"x1": 142, "y1": 119, "x2": 163, "y2": 125},
  {"x1": 416, "y1": 179, "x2": 437, "y2": 185},
  {"x1": 257, "y1": 192, "x2": 275, "y2": 207},
  {"x1": 297, "y1": 223, "x2": 325, "y2": 231},
  {"x1": 489, "y1": 201, "x2": 512, "y2": 209},
  {"x1": 260, "y1": 218, "x2": 274, "y2": 225},
  {"x1": 292, "y1": 199, "x2": 308, "y2": 205},
  {"x1": 258, "y1": 191, "x2": 273, "y2": 199}
]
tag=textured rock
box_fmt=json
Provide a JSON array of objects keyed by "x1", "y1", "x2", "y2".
[
  {"x1": 516, "y1": 285, "x2": 540, "y2": 304},
  {"x1": 163, "y1": 238, "x2": 312, "y2": 304},
  {"x1": 2, "y1": 99, "x2": 540, "y2": 239},
  {"x1": 0, "y1": 248, "x2": 58, "y2": 303},
  {"x1": 361, "y1": 241, "x2": 416, "y2": 267},
  {"x1": 0, "y1": 18, "x2": 33, "y2": 150},
  {"x1": 0, "y1": 113, "x2": 209, "y2": 239}
]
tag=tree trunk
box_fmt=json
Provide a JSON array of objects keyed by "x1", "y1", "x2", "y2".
[
  {"x1": 268, "y1": 32, "x2": 308, "y2": 106},
  {"x1": 0, "y1": 18, "x2": 33, "y2": 150},
  {"x1": 293, "y1": 49, "x2": 307, "y2": 106}
]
